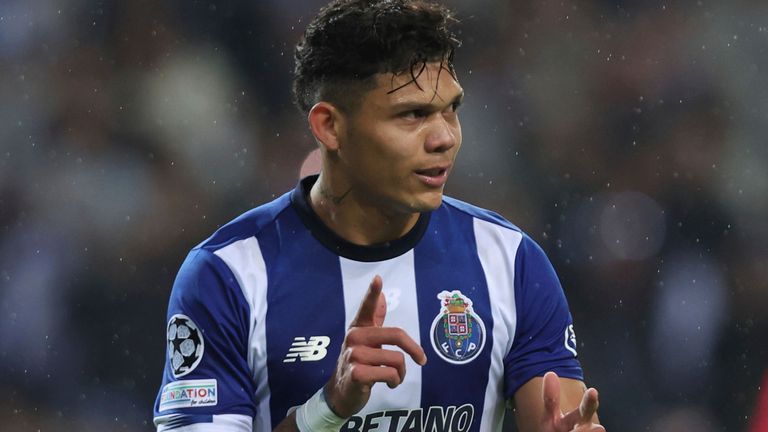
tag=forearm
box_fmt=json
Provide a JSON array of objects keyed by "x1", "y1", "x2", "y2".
[{"x1": 273, "y1": 411, "x2": 299, "y2": 432}]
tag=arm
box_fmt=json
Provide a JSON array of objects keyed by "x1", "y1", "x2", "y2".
[
  {"x1": 273, "y1": 275, "x2": 426, "y2": 431},
  {"x1": 504, "y1": 236, "x2": 604, "y2": 431},
  {"x1": 154, "y1": 249, "x2": 257, "y2": 431},
  {"x1": 513, "y1": 372, "x2": 602, "y2": 432}
]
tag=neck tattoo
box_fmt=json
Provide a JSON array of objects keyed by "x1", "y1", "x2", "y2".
[{"x1": 320, "y1": 185, "x2": 352, "y2": 206}]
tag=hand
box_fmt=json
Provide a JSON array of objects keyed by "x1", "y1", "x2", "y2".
[
  {"x1": 541, "y1": 372, "x2": 605, "y2": 432},
  {"x1": 324, "y1": 275, "x2": 427, "y2": 418}
]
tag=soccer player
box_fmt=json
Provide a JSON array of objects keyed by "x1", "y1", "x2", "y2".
[{"x1": 153, "y1": 1, "x2": 605, "y2": 431}]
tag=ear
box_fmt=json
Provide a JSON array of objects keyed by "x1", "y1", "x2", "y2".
[{"x1": 308, "y1": 102, "x2": 345, "y2": 152}]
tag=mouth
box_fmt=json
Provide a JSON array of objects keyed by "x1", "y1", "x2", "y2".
[{"x1": 414, "y1": 165, "x2": 451, "y2": 187}]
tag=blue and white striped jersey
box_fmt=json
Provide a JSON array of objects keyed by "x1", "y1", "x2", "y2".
[{"x1": 153, "y1": 175, "x2": 582, "y2": 432}]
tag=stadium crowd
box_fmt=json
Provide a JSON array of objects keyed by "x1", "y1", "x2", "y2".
[{"x1": 1, "y1": 0, "x2": 766, "y2": 430}]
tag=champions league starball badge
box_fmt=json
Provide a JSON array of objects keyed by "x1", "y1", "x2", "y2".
[
  {"x1": 430, "y1": 290, "x2": 486, "y2": 364},
  {"x1": 167, "y1": 314, "x2": 205, "y2": 378}
]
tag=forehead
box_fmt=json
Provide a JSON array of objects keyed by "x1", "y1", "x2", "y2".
[{"x1": 365, "y1": 62, "x2": 463, "y2": 108}]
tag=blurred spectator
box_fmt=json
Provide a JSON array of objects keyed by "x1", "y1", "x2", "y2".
[{"x1": 750, "y1": 370, "x2": 768, "y2": 432}]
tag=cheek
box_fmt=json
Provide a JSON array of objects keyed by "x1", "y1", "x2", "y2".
[
  {"x1": 344, "y1": 120, "x2": 420, "y2": 174},
  {"x1": 365, "y1": 131, "x2": 416, "y2": 162},
  {"x1": 452, "y1": 118, "x2": 463, "y2": 143}
]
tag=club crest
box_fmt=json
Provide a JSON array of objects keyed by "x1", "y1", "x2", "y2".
[{"x1": 430, "y1": 290, "x2": 486, "y2": 364}]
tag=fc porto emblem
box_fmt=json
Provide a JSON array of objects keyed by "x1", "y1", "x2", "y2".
[{"x1": 430, "y1": 290, "x2": 486, "y2": 364}]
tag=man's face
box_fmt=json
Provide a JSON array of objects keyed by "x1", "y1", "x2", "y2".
[{"x1": 335, "y1": 61, "x2": 463, "y2": 214}]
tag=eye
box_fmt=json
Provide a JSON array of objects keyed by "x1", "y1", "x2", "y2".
[
  {"x1": 447, "y1": 101, "x2": 462, "y2": 113},
  {"x1": 402, "y1": 109, "x2": 429, "y2": 120}
]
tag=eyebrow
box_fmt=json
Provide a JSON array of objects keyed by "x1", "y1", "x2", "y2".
[{"x1": 390, "y1": 91, "x2": 464, "y2": 112}]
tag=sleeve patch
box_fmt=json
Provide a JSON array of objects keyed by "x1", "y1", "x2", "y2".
[
  {"x1": 159, "y1": 379, "x2": 218, "y2": 411},
  {"x1": 167, "y1": 314, "x2": 205, "y2": 378},
  {"x1": 564, "y1": 324, "x2": 578, "y2": 357}
]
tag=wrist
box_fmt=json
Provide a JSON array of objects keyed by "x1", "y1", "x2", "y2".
[
  {"x1": 321, "y1": 385, "x2": 347, "y2": 418},
  {"x1": 294, "y1": 387, "x2": 349, "y2": 432}
]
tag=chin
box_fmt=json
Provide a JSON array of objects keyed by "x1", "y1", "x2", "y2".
[{"x1": 409, "y1": 192, "x2": 444, "y2": 212}]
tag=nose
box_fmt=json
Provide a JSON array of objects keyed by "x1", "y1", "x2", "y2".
[{"x1": 424, "y1": 114, "x2": 460, "y2": 153}]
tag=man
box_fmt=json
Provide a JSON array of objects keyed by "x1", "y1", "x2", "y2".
[{"x1": 153, "y1": 1, "x2": 605, "y2": 431}]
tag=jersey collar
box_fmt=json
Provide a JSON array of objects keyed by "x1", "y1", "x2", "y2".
[{"x1": 290, "y1": 175, "x2": 431, "y2": 262}]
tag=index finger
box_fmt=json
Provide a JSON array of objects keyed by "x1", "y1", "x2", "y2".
[
  {"x1": 347, "y1": 327, "x2": 427, "y2": 366},
  {"x1": 349, "y1": 275, "x2": 384, "y2": 328},
  {"x1": 577, "y1": 388, "x2": 599, "y2": 424}
]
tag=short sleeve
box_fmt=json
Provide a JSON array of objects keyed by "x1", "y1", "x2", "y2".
[
  {"x1": 503, "y1": 235, "x2": 583, "y2": 398},
  {"x1": 153, "y1": 248, "x2": 256, "y2": 430}
]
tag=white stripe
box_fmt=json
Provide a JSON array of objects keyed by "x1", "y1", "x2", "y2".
[
  {"x1": 215, "y1": 238, "x2": 270, "y2": 432},
  {"x1": 339, "y1": 252, "x2": 422, "y2": 429},
  {"x1": 473, "y1": 219, "x2": 522, "y2": 432},
  {"x1": 157, "y1": 413, "x2": 252, "y2": 431}
]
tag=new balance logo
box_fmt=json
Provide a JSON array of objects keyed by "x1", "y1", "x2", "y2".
[{"x1": 283, "y1": 336, "x2": 331, "y2": 363}]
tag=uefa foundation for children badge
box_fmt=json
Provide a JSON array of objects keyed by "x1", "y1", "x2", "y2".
[{"x1": 430, "y1": 290, "x2": 486, "y2": 364}]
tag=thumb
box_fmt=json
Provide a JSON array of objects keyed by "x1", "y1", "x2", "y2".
[{"x1": 542, "y1": 371, "x2": 561, "y2": 421}]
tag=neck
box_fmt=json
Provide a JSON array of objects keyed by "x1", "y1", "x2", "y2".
[{"x1": 309, "y1": 172, "x2": 420, "y2": 246}]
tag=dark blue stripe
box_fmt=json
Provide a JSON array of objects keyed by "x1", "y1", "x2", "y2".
[
  {"x1": 504, "y1": 235, "x2": 583, "y2": 396},
  {"x1": 259, "y1": 208, "x2": 347, "y2": 428},
  {"x1": 163, "y1": 414, "x2": 213, "y2": 430},
  {"x1": 415, "y1": 205, "x2": 493, "y2": 432}
]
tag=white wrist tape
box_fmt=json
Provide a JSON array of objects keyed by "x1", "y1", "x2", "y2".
[{"x1": 295, "y1": 388, "x2": 348, "y2": 432}]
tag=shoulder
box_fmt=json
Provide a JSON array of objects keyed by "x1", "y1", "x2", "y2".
[
  {"x1": 195, "y1": 190, "x2": 294, "y2": 254},
  {"x1": 440, "y1": 196, "x2": 551, "y2": 264},
  {"x1": 170, "y1": 190, "x2": 298, "y2": 309},
  {"x1": 441, "y1": 195, "x2": 533, "y2": 245},
  {"x1": 441, "y1": 196, "x2": 522, "y2": 233},
  {"x1": 168, "y1": 192, "x2": 293, "y2": 299}
]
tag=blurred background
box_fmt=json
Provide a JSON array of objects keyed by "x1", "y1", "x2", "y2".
[{"x1": 1, "y1": 0, "x2": 767, "y2": 430}]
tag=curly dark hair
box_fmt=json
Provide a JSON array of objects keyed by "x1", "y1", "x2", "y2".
[{"x1": 292, "y1": 0, "x2": 461, "y2": 115}]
